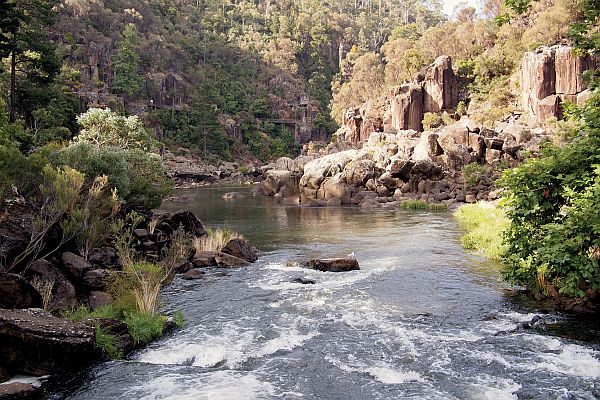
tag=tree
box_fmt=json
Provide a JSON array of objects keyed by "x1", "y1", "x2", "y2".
[
  {"x1": 74, "y1": 108, "x2": 155, "y2": 151},
  {"x1": 113, "y1": 23, "x2": 143, "y2": 97},
  {"x1": 0, "y1": 0, "x2": 59, "y2": 123}
]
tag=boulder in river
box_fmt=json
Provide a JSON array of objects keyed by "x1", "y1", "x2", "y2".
[
  {"x1": 0, "y1": 273, "x2": 41, "y2": 309},
  {"x1": 215, "y1": 253, "x2": 250, "y2": 267},
  {"x1": 191, "y1": 251, "x2": 217, "y2": 267},
  {"x1": 303, "y1": 258, "x2": 360, "y2": 272},
  {"x1": 221, "y1": 238, "x2": 258, "y2": 262},
  {"x1": 0, "y1": 309, "x2": 96, "y2": 375},
  {"x1": 180, "y1": 269, "x2": 205, "y2": 280},
  {"x1": 170, "y1": 211, "x2": 207, "y2": 238}
]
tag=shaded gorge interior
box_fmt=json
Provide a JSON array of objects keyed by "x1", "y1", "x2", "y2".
[{"x1": 56, "y1": 185, "x2": 600, "y2": 400}]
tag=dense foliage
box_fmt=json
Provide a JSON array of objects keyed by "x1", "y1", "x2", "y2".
[
  {"x1": 498, "y1": 0, "x2": 599, "y2": 298},
  {"x1": 499, "y1": 97, "x2": 600, "y2": 297}
]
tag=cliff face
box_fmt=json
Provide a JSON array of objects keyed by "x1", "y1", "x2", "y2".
[
  {"x1": 337, "y1": 55, "x2": 458, "y2": 146},
  {"x1": 521, "y1": 45, "x2": 596, "y2": 123}
]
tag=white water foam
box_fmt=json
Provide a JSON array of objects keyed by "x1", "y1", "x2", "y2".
[
  {"x1": 138, "y1": 315, "x2": 317, "y2": 368},
  {"x1": 120, "y1": 370, "x2": 277, "y2": 400},
  {"x1": 530, "y1": 343, "x2": 600, "y2": 378},
  {"x1": 326, "y1": 356, "x2": 425, "y2": 384},
  {"x1": 467, "y1": 374, "x2": 521, "y2": 400}
]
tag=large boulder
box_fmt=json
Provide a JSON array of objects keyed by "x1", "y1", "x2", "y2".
[
  {"x1": 343, "y1": 159, "x2": 377, "y2": 187},
  {"x1": 300, "y1": 150, "x2": 357, "y2": 190},
  {"x1": 0, "y1": 382, "x2": 41, "y2": 399},
  {"x1": 214, "y1": 253, "x2": 250, "y2": 267},
  {"x1": 318, "y1": 173, "x2": 353, "y2": 204},
  {"x1": 0, "y1": 273, "x2": 41, "y2": 309},
  {"x1": 221, "y1": 238, "x2": 258, "y2": 263},
  {"x1": 88, "y1": 247, "x2": 121, "y2": 269},
  {"x1": 170, "y1": 211, "x2": 207, "y2": 237},
  {"x1": 261, "y1": 170, "x2": 300, "y2": 197},
  {"x1": 303, "y1": 258, "x2": 360, "y2": 272},
  {"x1": 422, "y1": 55, "x2": 458, "y2": 112},
  {"x1": 61, "y1": 252, "x2": 92, "y2": 280},
  {"x1": 25, "y1": 260, "x2": 77, "y2": 312},
  {"x1": 0, "y1": 309, "x2": 96, "y2": 375},
  {"x1": 0, "y1": 200, "x2": 34, "y2": 269}
]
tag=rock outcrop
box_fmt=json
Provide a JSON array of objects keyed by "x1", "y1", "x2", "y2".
[
  {"x1": 0, "y1": 309, "x2": 95, "y2": 376},
  {"x1": 265, "y1": 115, "x2": 547, "y2": 208},
  {"x1": 521, "y1": 45, "x2": 596, "y2": 123},
  {"x1": 337, "y1": 55, "x2": 458, "y2": 146}
]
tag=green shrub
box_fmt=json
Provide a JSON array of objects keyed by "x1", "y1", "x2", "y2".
[
  {"x1": 124, "y1": 312, "x2": 166, "y2": 345},
  {"x1": 455, "y1": 203, "x2": 508, "y2": 261},
  {"x1": 462, "y1": 163, "x2": 488, "y2": 190},
  {"x1": 422, "y1": 113, "x2": 443, "y2": 130},
  {"x1": 172, "y1": 310, "x2": 185, "y2": 328},
  {"x1": 56, "y1": 143, "x2": 172, "y2": 209},
  {"x1": 498, "y1": 96, "x2": 600, "y2": 298}
]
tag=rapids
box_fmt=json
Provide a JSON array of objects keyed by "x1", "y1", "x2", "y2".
[{"x1": 60, "y1": 186, "x2": 600, "y2": 399}]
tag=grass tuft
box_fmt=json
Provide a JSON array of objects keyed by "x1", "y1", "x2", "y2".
[
  {"x1": 455, "y1": 202, "x2": 509, "y2": 261},
  {"x1": 400, "y1": 199, "x2": 448, "y2": 211},
  {"x1": 193, "y1": 227, "x2": 241, "y2": 253},
  {"x1": 124, "y1": 311, "x2": 166, "y2": 345},
  {"x1": 95, "y1": 325, "x2": 123, "y2": 359}
]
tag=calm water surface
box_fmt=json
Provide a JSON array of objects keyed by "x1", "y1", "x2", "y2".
[{"x1": 61, "y1": 186, "x2": 600, "y2": 399}]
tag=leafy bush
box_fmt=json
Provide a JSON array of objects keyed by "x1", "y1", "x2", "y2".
[
  {"x1": 56, "y1": 143, "x2": 171, "y2": 209},
  {"x1": 75, "y1": 108, "x2": 155, "y2": 151},
  {"x1": 498, "y1": 94, "x2": 600, "y2": 297},
  {"x1": 172, "y1": 310, "x2": 185, "y2": 328},
  {"x1": 422, "y1": 113, "x2": 443, "y2": 130},
  {"x1": 456, "y1": 203, "x2": 509, "y2": 261}
]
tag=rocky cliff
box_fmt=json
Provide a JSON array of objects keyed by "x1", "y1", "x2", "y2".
[
  {"x1": 521, "y1": 45, "x2": 596, "y2": 123},
  {"x1": 337, "y1": 55, "x2": 458, "y2": 146}
]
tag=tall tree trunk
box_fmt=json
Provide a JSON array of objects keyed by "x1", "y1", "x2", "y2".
[{"x1": 9, "y1": 47, "x2": 16, "y2": 123}]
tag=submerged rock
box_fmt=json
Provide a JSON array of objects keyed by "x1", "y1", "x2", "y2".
[
  {"x1": 180, "y1": 269, "x2": 205, "y2": 280},
  {"x1": 303, "y1": 258, "x2": 360, "y2": 272},
  {"x1": 0, "y1": 309, "x2": 95, "y2": 376},
  {"x1": 292, "y1": 277, "x2": 316, "y2": 285}
]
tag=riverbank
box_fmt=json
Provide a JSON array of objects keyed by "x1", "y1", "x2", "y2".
[
  {"x1": 0, "y1": 199, "x2": 259, "y2": 399},
  {"x1": 454, "y1": 202, "x2": 600, "y2": 314}
]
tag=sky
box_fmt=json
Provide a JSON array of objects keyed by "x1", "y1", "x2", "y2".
[{"x1": 442, "y1": 0, "x2": 482, "y2": 17}]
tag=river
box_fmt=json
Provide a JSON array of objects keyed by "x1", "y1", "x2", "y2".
[{"x1": 60, "y1": 186, "x2": 600, "y2": 399}]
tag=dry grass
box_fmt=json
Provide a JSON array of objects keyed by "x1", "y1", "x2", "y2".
[
  {"x1": 31, "y1": 276, "x2": 54, "y2": 311},
  {"x1": 193, "y1": 227, "x2": 242, "y2": 253}
]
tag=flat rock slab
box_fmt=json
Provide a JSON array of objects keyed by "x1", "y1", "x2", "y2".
[
  {"x1": 303, "y1": 258, "x2": 360, "y2": 272},
  {"x1": 0, "y1": 382, "x2": 41, "y2": 400},
  {"x1": 0, "y1": 309, "x2": 96, "y2": 376}
]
